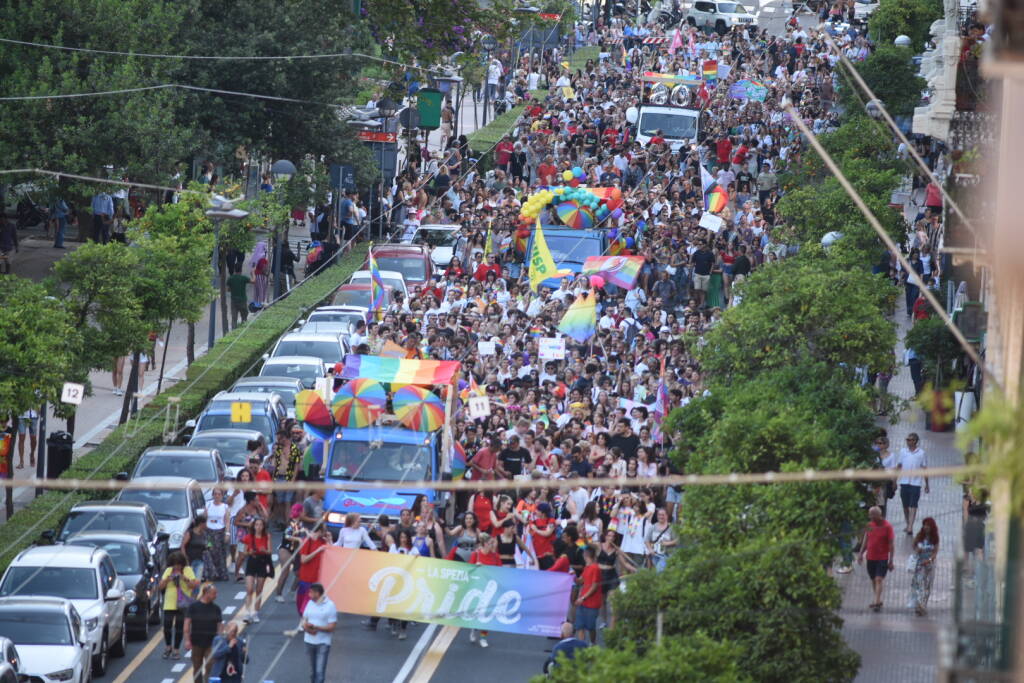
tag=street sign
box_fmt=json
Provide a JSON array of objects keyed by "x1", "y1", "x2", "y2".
[
  {"x1": 330, "y1": 164, "x2": 356, "y2": 192},
  {"x1": 417, "y1": 89, "x2": 442, "y2": 130},
  {"x1": 538, "y1": 12, "x2": 561, "y2": 20},
  {"x1": 60, "y1": 382, "x2": 85, "y2": 405},
  {"x1": 357, "y1": 130, "x2": 397, "y2": 143},
  {"x1": 230, "y1": 401, "x2": 252, "y2": 423}
]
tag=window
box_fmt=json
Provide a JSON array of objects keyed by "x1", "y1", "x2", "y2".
[
  {"x1": 638, "y1": 111, "x2": 699, "y2": 140},
  {"x1": 273, "y1": 340, "x2": 343, "y2": 363},
  {"x1": 100, "y1": 558, "x2": 116, "y2": 591},
  {"x1": 59, "y1": 511, "x2": 149, "y2": 540},
  {"x1": 66, "y1": 542, "x2": 141, "y2": 576},
  {"x1": 0, "y1": 611, "x2": 73, "y2": 645},
  {"x1": 328, "y1": 440, "x2": 433, "y2": 483},
  {"x1": 0, "y1": 567, "x2": 98, "y2": 600},
  {"x1": 375, "y1": 257, "x2": 426, "y2": 282},
  {"x1": 413, "y1": 229, "x2": 460, "y2": 248},
  {"x1": 134, "y1": 454, "x2": 218, "y2": 482},
  {"x1": 694, "y1": 1, "x2": 713, "y2": 11},
  {"x1": 117, "y1": 489, "x2": 189, "y2": 520}
]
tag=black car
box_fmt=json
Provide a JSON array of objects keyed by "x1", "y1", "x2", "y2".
[
  {"x1": 47, "y1": 501, "x2": 169, "y2": 576},
  {"x1": 64, "y1": 531, "x2": 163, "y2": 639}
]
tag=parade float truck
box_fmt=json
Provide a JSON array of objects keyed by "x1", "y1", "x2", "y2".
[{"x1": 631, "y1": 72, "x2": 704, "y2": 152}]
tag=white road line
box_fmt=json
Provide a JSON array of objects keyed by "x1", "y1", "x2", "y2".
[
  {"x1": 392, "y1": 623, "x2": 439, "y2": 683},
  {"x1": 223, "y1": 605, "x2": 236, "y2": 615},
  {"x1": 234, "y1": 591, "x2": 246, "y2": 601},
  {"x1": 761, "y1": 5, "x2": 776, "y2": 12},
  {"x1": 161, "y1": 679, "x2": 175, "y2": 683},
  {"x1": 171, "y1": 663, "x2": 186, "y2": 672}
]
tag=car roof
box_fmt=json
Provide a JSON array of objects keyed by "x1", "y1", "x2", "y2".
[
  {"x1": 141, "y1": 447, "x2": 219, "y2": 458},
  {"x1": 0, "y1": 597, "x2": 72, "y2": 612},
  {"x1": 351, "y1": 269, "x2": 404, "y2": 279},
  {"x1": 314, "y1": 306, "x2": 368, "y2": 314},
  {"x1": 127, "y1": 476, "x2": 199, "y2": 486},
  {"x1": 65, "y1": 531, "x2": 145, "y2": 545},
  {"x1": 70, "y1": 501, "x2": 151, "y2": 512},
  {"x1": 11, "y1": 544, "x2": 103, "y2": 567},
  {"x1": 188, "y1": 428, "x2": 265, "y2": 440},
  {"x1": 337, "y1": 283, "x2": 372, "y2": 290},
  {"x1": 374, "y1": 244, "x2": 429, "y2": 255},
  {"x1": 415, "y1": 224, "x2": 461, "y2": 231},
  {"x1": 210, "y1": 391, "x2": 279, "y2": 403},
  {"x1": 275, "y1": 332, "x2": 345, "y2": 341},
  {"x1": 233, "y1": 376, "x2": 303, "y2": 387},
  {"x1": 262, "y1": 355, "x2": 324, "y2": 365}
]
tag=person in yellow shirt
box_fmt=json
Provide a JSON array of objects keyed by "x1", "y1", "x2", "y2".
[{"x1": 158, "y1": 551, "x2": 200, "y2": 660}]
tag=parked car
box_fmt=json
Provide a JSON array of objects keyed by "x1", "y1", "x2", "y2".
[
  {"x1": 0, "y1": 662, "x2": 15, "y2": 683},
  {"x1": 129, "y1": 446, "x2": 226, "y2": 501},
  {"x1": 349, "y1": 269, "x2": 408, "y2": 300},
  {"x1": 114, "y1": 477, "x2": 206, "y2": 554},
  {"x1": 365, "y1": 244, "x2": 433, "y2": 292},
  {"x1": 0, "y1": 597, "x2": 90, "y2": 683},
  {"x1": 0, "y1": 545, "x2": 131, "y2": 676},
  {"x1": 302, "y1": 306, "x2": 370, "y2": 333},
  {"x1": 0, "y1": 636, "x2": 20, "y2": 677},
  {"x1": 405, "y1": 224, "x2": 464, "y2": 268},
  {"x1": 684, "y1": 0, "x2": 756, "y2": 32},
  {"x1": 270, "y1": 331, "x2": 350, "y2": 366},
  {"x1": 192, "y1": 391, "x2": 288, "y2": 445},
  {"x1": 188, "y1": 428, "x2": 267, "y2": 478},
  {"x1": 50, "y1": 501, "x2": 168, "y2": 569},
  {"x1": 230, "y1": 376, "x2": 304, "y2": 414},
  {"x1": 259, "y1": 355, "x2": 326, "y2": 390},
  {"x1": 64, "y1": 532, "x2": 161, "y2": 639},
  {"x1": 331, "y1": 283, "x2": 394, "y2": 310}
]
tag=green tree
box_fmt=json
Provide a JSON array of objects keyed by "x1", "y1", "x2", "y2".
[
  {"x1": 610, "y1": 536, "x2": 860, "y2": 683},
  {"x1": 868, "y1": 0, "x2": 943, "y2": 51},
  {"x1": 539, "y1": 634, "x2": 752, "y2": 683},
  {"x1": 838, "y1": 46, "x2": 928, "y2": 118}
]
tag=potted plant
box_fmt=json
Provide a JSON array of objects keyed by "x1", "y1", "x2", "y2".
[{"x1": 904, "y1": 317, "x2": 964, "y2": 431}]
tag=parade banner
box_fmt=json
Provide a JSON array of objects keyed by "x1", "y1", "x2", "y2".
[
  {"x1": 319, "y1": 548, "x2": 573, "y2": 637},
  {"x1": 727, "y1": 79, "x2": 769, "y2": 102},
  {"x1": 340, "y1": 355, "x2": 461, "y2": 385}
]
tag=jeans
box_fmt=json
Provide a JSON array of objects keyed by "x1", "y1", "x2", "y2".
[
  {"x1": 93, "y1": 215, "x2": 109, "y2": 243},
  {"x1": 53, "y1": 216, "x2": 67, "y2": 248},
  {"x1": 306, "y1": 643, "x2": 330, "y2": 683},
  {"x1": 652, "y1": 553, "x2": 668, "y2": 572},
  {"x1": 190, "y1": 558, "x2": 205, "y2": 581}
]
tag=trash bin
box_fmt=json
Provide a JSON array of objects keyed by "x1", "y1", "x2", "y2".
[{"x1": 46, "y1": 431, "x2": 73, "y2": 479}]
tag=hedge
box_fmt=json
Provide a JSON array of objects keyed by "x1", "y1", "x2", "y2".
[
  {"x1": 0, "y1": 245, "x2": 368, "y2": 572},
  {"x1": 466, "y1": 89, "x2": 549, "y2": 154},
  {"x1": 569, "y1": 45, "x2": 600, "y2": 71}
]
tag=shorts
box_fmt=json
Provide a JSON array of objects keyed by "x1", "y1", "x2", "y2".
[
  {"x1": 693, "y1": 273, "x2": 710, "y2": 291},
  {"x1": 245, "y1": 554, "x2": 273, "y2": 578},
  {"x1": 866, "y1": 559, "x2": 889, "y2": 579},
  {"x1": 574, "y1": 605, "x2": 599, "y2": 632},
  {"x1": 16, "y1": 418, "x2": 36, "y2": 434},
  {"x1": 900, "y1": 484, "x2": 922, "y2": 509},
  {"x1": 665, "y1": 487, "x2": 681, "y2": 503}
]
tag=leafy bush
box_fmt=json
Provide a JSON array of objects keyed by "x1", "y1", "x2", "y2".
[{"x1": 868, "y1": 0, "x2": 943, "y2": 52}]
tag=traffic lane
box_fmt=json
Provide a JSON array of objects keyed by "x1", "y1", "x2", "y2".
[{"x1": 429, "y1": 628, "x2": 552, "y2": 683}]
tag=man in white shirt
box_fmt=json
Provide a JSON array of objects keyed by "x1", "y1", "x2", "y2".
[
  {"x1": 302, "y1": 583, "x2": 337, "y2": 683},
  {"x1": 896, "y1": 433, "x2": 929, "y2": 535}
]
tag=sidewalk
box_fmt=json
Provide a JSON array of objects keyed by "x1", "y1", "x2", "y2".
[{"x1": 836, "y1": 284, "x2": 961, "y2": 679}]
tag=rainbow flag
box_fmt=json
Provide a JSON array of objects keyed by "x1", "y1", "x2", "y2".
[
  {"x1": 451, "y1": 440, "x2": 467, "y2": 480},
  {"x1": 459, "y1": 374, "x2": 485, "y2": 401},
  {"x1": 369, "y1": 246, "x2": 387, "y2": 319},
  {"x1": 703, "y1": 60, "x2": 718, "y2": 85},
  {"x1": 557, "y1": 291, "x2": 597, "y2": 343},
  {"x1": 380, "y1": 340, "x2": 406, "y2": 359},
  {"x1": 581, "y1": 255, "x2": 644, "y2": 290},
  {"x1": 700, "y1": 164, "x2": 728, "y2": 214},
  {"x1": 608, "y1": 238, "x2": 627, "y2": 256},
  {"x1": 340, "y1": 355, "x2": 461, "y2": 385},
  {"x1": 529, "y1": 325, "x2": 544, "y2": 338}
]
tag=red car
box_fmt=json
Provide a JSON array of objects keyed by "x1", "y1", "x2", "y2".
[
  {"x1": 365, "y1": 244, "x2": 433, "y2": 293},
  {"x1": 333, "y1": 282, "x2": 393, "y2": 309}
]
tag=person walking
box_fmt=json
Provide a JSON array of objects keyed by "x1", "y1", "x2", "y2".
[
  {"x1": 301, "y1": 583, "x2": 337, "y2": 683},
  {"x1": 209, "y1": 621, "x2": 246, "y2": 683},
  {"x1": 184, "y1": 583, "x2": 223, "y2": 683},
  {"x1": 574, "y1": 546, "x2": 603, "y2": 644},
  {"x1": 251, "y1": 241, "x2": 270, "y2": 304},
  {"x1": 857, "y1": 506, "x2": 895, "y2": 612},
  {"x1": 296, "y1": 526, "x2": 330, "y2": 616},
  {"x1": 204, "y1": 489, "x2": 231, "y2": 581},
  {"x1": 50, "y1": 196, "x2": 69, "y2": 249},
  {"x1": 15, "y1": 409, "x2": 37, "y2": 470},
  {"x1": 241, "y1": 518, "x2": 273, "y2": 623},
  {"x1": 90, "y1": 190, "x2": 113, "y2": 243},
  {"x1": 181, "y1": 514, "x2": 210, "y2": 581},
  {"x1": 158, "y1": 552, "x2": 199, "y2": 660},
  {"x1": 226, "y1": 265, "x2": 251, "y2": 329},
  {"x1": 897, "y1": 433, "x2": 929, "y2": 535},
  {"x1": 910, "y1": 517, "x2": 940, "y2": 616}
]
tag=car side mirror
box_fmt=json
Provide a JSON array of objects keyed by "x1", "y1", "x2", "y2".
[
  {"x1": 105, "y1": 588, "x2": 124, "y2": 602},
  {"x1": 115, "y1": 472, "x2": 129, "y2": 481},
  {"x1": 40, "y1": 529, "x2": 56, "y2": 544},
  {"x1": 80, "y1": 628, "x2": 89, "y2": 646},
  {"x1": 298, "y1": 319, "x2": 306, "y2": 326},
  {"x1": 156, "y1": 532, "x2": 170, "y2": 544},
  {"x1": 261, "y1": 353, "x2": 270, "y2": 361}
]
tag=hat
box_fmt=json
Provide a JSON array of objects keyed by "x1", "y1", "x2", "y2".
[{"x1": 290, "y1": 503, "x2": 303, "y2": 519}]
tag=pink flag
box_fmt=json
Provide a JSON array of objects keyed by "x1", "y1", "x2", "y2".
[
  {"x1": 668, "y1": 28, "x2": 683, "y2": 55},
  {"x1": 687, "y1": 28, "x2": 697, "y2": 55}
]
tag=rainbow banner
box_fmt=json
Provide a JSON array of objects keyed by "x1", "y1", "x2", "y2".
[
  {"x1": 557, "y1": 291, "x2": 597, "y2": 343},
  {"x1": 319, "y1": 548, "x2": 572, "y2": 636},
  {"x1": 703, "y1": 60, "x2": 718, "y2": 84},
  {"x1": 581, "y1": 255, "x2": 644, "y2": 290},
  {"x1": 340, "y1": 354, "x2": 461, "y2": 385},
  {"x1": 451, "y1": 440, "x2": 467, "y2": 480}
]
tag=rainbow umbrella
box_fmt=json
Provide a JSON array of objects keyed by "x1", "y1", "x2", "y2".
[
  {"x1": 295, "y1": 389, "x2": 333, "y2": 440},
  {"x1": 555, "y1": 200, "x2": 595, "y2": 229},
  {"x1": 392, "y1": 385, "x2": 445, "y2": 432},
  {"x1": 331, "y1": 378, "x2": 386, "y2": 428}
]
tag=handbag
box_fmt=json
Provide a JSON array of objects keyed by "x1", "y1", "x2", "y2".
[{"x1": 906, "y1": 554, "x2": 918, "y2": 573}]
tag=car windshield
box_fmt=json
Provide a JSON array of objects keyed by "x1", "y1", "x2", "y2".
[
  {"x1": 328, "y1": 439, "x2": 433, "y2": 482},
  {"x1": 718, "y1": 2, "x2": 746, "y2": 12},
  {"x1": 59, "y1": 510, "x2": 148, "y2": 540},
  {"x1": 261, "y1": 363, "x2": 320, "y2": 385},
  {"x1": 332, "y1": 288, "x2": 373, "y2": 308},
  {"x1": 67, "y1": 541, "x2": 141, "y2": 575},
  {"x1": 117, "y1": 489, "x2": 189, "y2": 520},
  {"x1": 351, "y1": 274, "x2": 404, "y2": 293},
  {"x1": 197, "y1": 412, "x2": 273, "y2": 439},
  {"x1": 274, "y1": 340, "x2": 343, "y2": 363},
  {"x1": 188, "y1": 435, "x2": 251, "y2": 467},
  {"x1": 134, "y1": 454, "x2": 217, "y2": 482},
  {"x1": 638, "y1": 111, "x2": 698, "y2": 139},
  {"x1": 376, "y1": 257, "x2": 426, "y2": 282},
  {"x1": 0, "y1": 567, "x2": 97, "y2": 600},
  {"x1": 233, "y1": 385, "x2": 297, "y2": 408},
  {"x1": 543, "y1": 235, "x2": 604, "y2": 266},
  {"x1": 0, "y1": 611, "x2": 72, "y2": 645},
  {"x1": 413, "y1": 229, "x2": 460, "y2": 247},
  {"x1": 308, "y1": 312, "x2": 364, "y2": 330}
]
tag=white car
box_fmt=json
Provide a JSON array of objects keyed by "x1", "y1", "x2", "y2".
[
  {"x1": 685, "y1": 0, "x2": 756, "y2": 32},
  {"x1": 349, "y1": 269, "x2": 408, "y2": 300},
  {"x1": 115, "y1": 477, "x2": 207, "y2": 555},
  {"x1": 406, "y1": 224, "x2": 463, "y2": 268},
  {"x1": 259, "y1": 355, "x2": 327, "y2": 389},
  {"x1": 0, "y1": 597, "x2": 90, "y2": 683},
  {"x1": 0, "y1": 546, "x2": 132, "y2": 677}
]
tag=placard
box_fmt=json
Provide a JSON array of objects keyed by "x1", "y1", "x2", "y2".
[
  {"x1": 699, "y1": 212, "x2": 724, "y2": 233},
  {"x1": 60, "y1": 382, "x2": 85, "y2": 405},
  {"x1": 477, "y1": 341, "x2": 497, "y2": 356},
  {"x1": 230, "y1": 401, "x2": 252, "y2": 423},
  {"x1": 538, "y1": 337, "x2": 566, "y2": 360},
  {"x1": 468, "y1": 395, "x2": 491, "y2": 419}
]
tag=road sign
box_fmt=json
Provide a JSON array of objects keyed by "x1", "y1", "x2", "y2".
[
  {"x1": 398, "y1": 107, "x2": 421, "y2": 131},
  {"x1": 357, "y1": 130, "x2": 397, "y2": 143},
  {"x1": 330, "y1": 164, "x2": 356, "y2": 192},
  {"x1": 60, "y1": 382, "x2": 85, "y2": 405},
  {"x1": 231, "y1": 401, "x2": 252, "y2": 423}
]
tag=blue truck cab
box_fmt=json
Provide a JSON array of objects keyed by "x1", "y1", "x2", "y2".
[
  {"x1": 517, "y1": 226, "x2": 608, "y2": 290},
  {"x1": 323, "y1": 426, "x2": 445, "y2": 528}
]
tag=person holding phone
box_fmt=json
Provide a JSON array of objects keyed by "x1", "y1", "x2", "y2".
[{"x1": 158, "y1": 551, "x2": 199, "y2": 660}]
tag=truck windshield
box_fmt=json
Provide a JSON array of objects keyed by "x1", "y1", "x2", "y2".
[
  {"x1": 328, "y1": 440, "x2": 433, "y2": 482},
  {"x1": 639, "y1": 111, "x2": 698, "y2": 140},
  {"x1": 718, "y1": 3, "x2": 747, "y2": 13},
  {"x1": 543, "y1": 234, "x2": 603, "y2": 265}
]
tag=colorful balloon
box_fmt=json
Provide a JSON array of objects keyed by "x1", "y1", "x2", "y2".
[
  {"x1": 562, "y1": 170, "x2": 574, "y2": 181},
  {"x1": 589, "y1": 275, "x2": 606, "y2": 289}
]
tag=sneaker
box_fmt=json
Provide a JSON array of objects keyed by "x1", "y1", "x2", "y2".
[
  {"x1": 390, "y1": 625, "x2": 398, "y2": 636},
  {"x1": 836, "y1": 565, "x2": 852, "y2": 574},
  {"x1": 275, "y1": 595, "x2": 285, "y2": 603},
  {"x1": 469, "y1": 630, "x2": 478, "y2": 643},
  {"x1": 361, "y1": 620, "x2": 377, "y2": 631},
  {"x1": 243, "y1": 615, "x2": 253, "y2": 624},
  {"x1": 480, "y1": 637, "x2": 489, "y2": 648},
  {"x1": 253, "y1": 613, "x2": 261, "y2": 623},
  {"x1": 398, "y1": 631, "x2": 407, "y2": 641}
]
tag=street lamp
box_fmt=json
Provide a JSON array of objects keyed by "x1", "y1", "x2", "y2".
[
  {"x1": 481, "y1": 35, "x2": 498, "y2": 127},
  {"x1": 206, "y1": 195, "x2": 249, "y2": 348},
  {"x1": 377, "y1": 96, "x2": 398, "y2": 120},
  {"x1": 270, "y1": 159, "x2": 297, "y2": 176}
]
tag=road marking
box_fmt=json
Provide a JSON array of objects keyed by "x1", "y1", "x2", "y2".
[
  {"x1": 234, "y1": 591, "x2": 246, "y2": 600},
  {"x1": 407, "y1": 625, "x2": 460, "y2": 683},
  {"x1": 171, "y1": 663, "x2": 186, "y2": 672},
  {"x1": 223, "y1": 605, "x2": 236, "y2": 615},
  {"x1": 392, "y1": 623, "x2": 439, "y2": 683},
  {"x1": 111, "y1": 624, "x2": 167, "y2": 683},
  {"x1": 761, "y1": 4, "x2": 776, "y2": 11},
  {"x1": 161, "y1": 679, "x2": 175, "y2": 683}
]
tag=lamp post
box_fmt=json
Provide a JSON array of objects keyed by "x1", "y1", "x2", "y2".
[
  {"x1": 376, "y1": 97, "x2": 398, "y2": 241},
  {"x1": 270, "y1": 160, "x2": 295, "y2": 298},
  {"x1": 481, "y1": 35, "x2": 498, "y2": 127},
  {"x1": 206, "y1": 195, "x2": 249, "y2": 349}
]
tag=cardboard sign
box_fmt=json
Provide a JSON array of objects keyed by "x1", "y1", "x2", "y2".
[
  {"x1": 538, "y1": 337, "x2": 566, "y2": 360},
  {"x1": 478, "y1": 341, "x2": 497, "y2": 356},
  {"x1": 699, "y1": 212, "x2": 724, "y2": 233},
  {"x1": 61, "y1": 382, "x2": 85, "y2": 405},
  {"x1": 468, "y1": 395, "x2": 491, "y2": 419}
]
